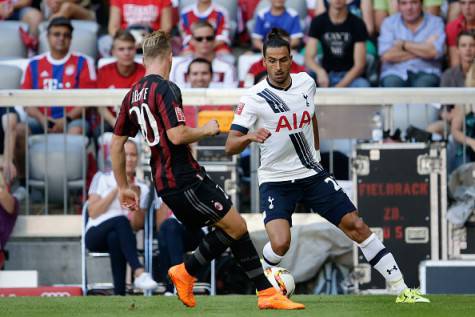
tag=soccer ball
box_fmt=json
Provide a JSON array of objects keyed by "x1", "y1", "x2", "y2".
[{"x1": 264, "y1": 267, "x2": 295, "y2": 297}]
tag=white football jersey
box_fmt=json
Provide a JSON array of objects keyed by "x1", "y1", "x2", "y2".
[{"x1": 231, "y1": 72, "x2": 323, "y2": 185}]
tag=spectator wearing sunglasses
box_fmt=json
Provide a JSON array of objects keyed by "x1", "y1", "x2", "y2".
[
  {"x1": 179, "y1": 0, "x2": 231, "y2": 56},
  {"x1": 170, "y1": 21, "x2": 237, "y2": 89}
]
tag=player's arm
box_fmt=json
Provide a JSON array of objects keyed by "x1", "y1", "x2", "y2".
[
  {"x1": 166, "y1": 120, "x2": 219, "y2": 145},
  {"x1": 225, "y1": 128, "x2": 271, "y2": 155},
  {"x1": 110, "y1": 134, "x2": 129, "y2": 190},
  {"x1": 111, "y1": 134, "x2": 139, "y2": 211}
]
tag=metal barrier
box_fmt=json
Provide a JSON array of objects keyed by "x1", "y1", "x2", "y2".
[{"x1": 1, "y1": 88, "x2": 474, "y2": 213}]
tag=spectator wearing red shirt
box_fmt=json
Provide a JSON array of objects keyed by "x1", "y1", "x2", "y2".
[
  {"x1": 21, "y1": 17, "x2": 96, "y2": 135},
  {"x1": 96, "y1": 31, "x2": 145, "y2": 135},
  {"x1": 108, "y1": 0, "x2": 172, "y2": 41},
  {"x1": 244, "y1": 28, "x2": 305, "y2": 87},
  {"x1": 179, "y1": 0, "x2": 231, "y2": 56},
  {"x1": 446, "y1": 0, "x2": 475, "y2": 66}
]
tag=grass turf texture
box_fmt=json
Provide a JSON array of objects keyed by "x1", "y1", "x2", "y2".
[{"x1": 1, "y1": 295, "x2": 474, "y2": 317}]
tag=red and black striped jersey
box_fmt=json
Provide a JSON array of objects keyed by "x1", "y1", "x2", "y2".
[{"x1": 114, "y1": 74, "x2": 201, "y2": 193}]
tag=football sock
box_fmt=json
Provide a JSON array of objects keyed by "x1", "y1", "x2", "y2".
[
  {"x1": 262, "y1": 241, "x2": 283, "y2": 266},
  {"x1": 184, "y1": 228, "x2": 234, "y2": 276},
  {"x1": 230, "y1": 232, "x2": 273, "y2": 291},
  {"x1": 358, "y1": 233, "x2": 407, "y2": 293}
]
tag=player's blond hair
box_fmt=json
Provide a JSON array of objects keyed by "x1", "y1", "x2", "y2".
[{"x1": 142, "y1": 30, "x2": 171, "y2": 61}]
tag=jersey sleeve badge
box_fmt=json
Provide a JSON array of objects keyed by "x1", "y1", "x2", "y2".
[
  {"x1": 235, "y1": 102, "x2": 245, "y2": 115},
  {"x1": 175, "y1": 107, "x2": 186, "y2": 122}
]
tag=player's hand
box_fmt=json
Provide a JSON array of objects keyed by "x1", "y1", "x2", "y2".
[
  {"x1": 118, "y1": 187, "x2": 139, "y2": 212},
  {"x1": 203, "y1": 119, "x2": 220, "y2": 136},
  {"x1": 248, "y1": 128, "x2": 271, "y2": 143},
  {"x1": 316, "y1": 69, "x2": 329, "y2": 88}
]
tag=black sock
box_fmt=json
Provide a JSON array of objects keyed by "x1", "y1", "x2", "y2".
[
  {"x1": 230, "y1": 232, "x2": 272, "y2": 291},
  {"x1": 184, "y1": 228, "x2": 234, "y2": 276}
]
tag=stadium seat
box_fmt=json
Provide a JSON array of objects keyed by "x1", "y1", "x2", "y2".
[
  {"x1": 0, "y1": 64, "x2": 23, "y2": 89},
  {"x1": 38, "y1": 28, "x2": 98, "y2": 59},
  {"x1": 81, "y1": 201, "x2": 114, "y2": 295},
  {"x1": 0, "y1": 58, "x2": 30, "y2": 73},
  {"x1": 28, "y1": 134, "x2": 88, "y2": 205},
  {"x1": 0, "y1": 21, "x2": 28, "y2": 58}
]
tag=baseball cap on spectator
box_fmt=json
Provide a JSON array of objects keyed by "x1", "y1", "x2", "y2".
[{"x1": 47, "y1": 17, "x2": 74, "y2": 33}]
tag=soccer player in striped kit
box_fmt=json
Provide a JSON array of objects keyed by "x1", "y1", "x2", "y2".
[
  {"x1": 110, "y1": 30, "x2": 303, "y2": 310},
  {"x1": 225, "y1": 29, "x2": 430, "y2": 304}
]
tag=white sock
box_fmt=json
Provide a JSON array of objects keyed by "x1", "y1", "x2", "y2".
[
  {"x1": 358, "y1": 233, "x2": 407, "y2": 294},
  {"x1": 262, "y1": 242, "x2": 283, "y2": 267}
]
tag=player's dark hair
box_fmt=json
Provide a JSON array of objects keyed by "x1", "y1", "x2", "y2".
[
  {"x1": 187, "y1": 57, "x2": 213, "y2": 75},
  {"x1": 262, "y1": 28, "x2": 291, "y2": 57}
]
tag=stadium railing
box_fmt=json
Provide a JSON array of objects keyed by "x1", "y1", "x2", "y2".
[{"x1": 1, "y1": 87, "x2": 474, "y2": 214}]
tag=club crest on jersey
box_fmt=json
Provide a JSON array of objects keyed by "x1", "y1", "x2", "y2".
[
  {"x1": 175, "y1": 107, "x2": 186, "y2": 122},
  {"x1": 302, "y1": 93, "x2": 310, "y2": 107},
  {"x1": 235, "y1": 102, "x2": 245, "y2": 115},
  {"x1": 275, "y1": 110, "x2": 311, "y2": 132},
  {"x1": 65, "y1": 65, "x2": 75, "y2": 76}
]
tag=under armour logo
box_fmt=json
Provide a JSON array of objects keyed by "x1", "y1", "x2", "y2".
[
  {"x1": 268, "y1": 196, "x2": 275, "y2": 210},
  {"x1": 387, "y1": 265, "x2": 398, "y2": 275},
  {"x1": 302, "y1": 94, "x2": 310, "y2": 107}
]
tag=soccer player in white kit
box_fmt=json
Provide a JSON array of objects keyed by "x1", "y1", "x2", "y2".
[{"x1": 225, "y1": 29, "x2": 430, "y2": 304}]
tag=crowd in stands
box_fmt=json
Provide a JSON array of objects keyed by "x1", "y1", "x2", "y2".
[
  {"x1": 0, "y1": 0, "x2": 473, "y2": 198},
  {"x1": 0, "y1": 0, "x2": 473, "y2": 209},
  {"x1": 1, "y1": 0, "x2": 475, "y2": 294}
]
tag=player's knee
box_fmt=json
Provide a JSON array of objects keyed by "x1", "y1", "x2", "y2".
[
  {"x1": 348, "y1": 218, "x2": 370, "y2": 242},
  {"x1": 271, "y1": 237, "x2": 290, "y2": 256}
]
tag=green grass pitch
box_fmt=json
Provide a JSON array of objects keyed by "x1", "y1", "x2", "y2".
[{"x1": 1, "y1": 295, "x2": 474, "y2": 317}]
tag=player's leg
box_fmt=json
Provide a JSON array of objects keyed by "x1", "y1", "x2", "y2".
[
  {"x1": 260, "y1": 181, "x2": 299, "y2": 267},
  {"x1": 166, "y1": 176, "x2": 303, "y2": 309},
  {"x1": 338, "y1": 211, "x2": 429, "y2": 303},
  {"x1": 216, "y1": 207, "x2": 304, "y2": 310},
  {"x1": 306, "y1": 172, "x2": 429, "y2": 303},
  {"x1": 262, "y1": 219, "x2": 291, "y2": 267}
]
